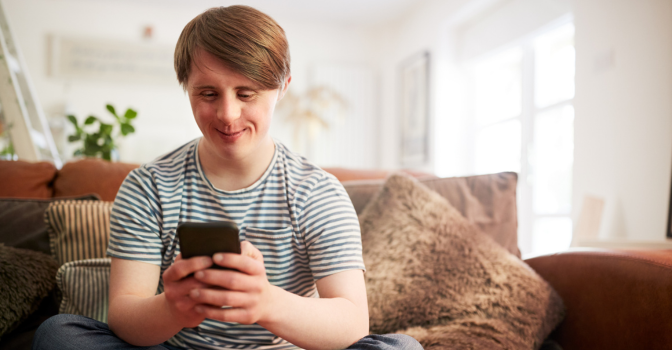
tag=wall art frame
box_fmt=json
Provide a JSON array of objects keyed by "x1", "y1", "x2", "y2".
[{"x1": 399, "y1": 51, "x2": 430, "y2": 168}]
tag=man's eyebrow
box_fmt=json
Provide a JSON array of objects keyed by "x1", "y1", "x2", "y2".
[
  {"x1": 236, "y1": 85, "x2": 262, "y2": 91},
  {"x1": 192, "y1": 85, "x2": 217, "y2": 90},
  {"x1": 191, "y1": 85, "x2": 262, "y2": 91}
]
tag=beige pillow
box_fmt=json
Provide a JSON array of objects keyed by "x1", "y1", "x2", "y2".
[
  {"x1": 56, "y1": 258, "x2": 111, "y2": 323},
  {"x1": 360, "y1": 173, "x2": 564, "y2": 349},
  {"x1": 45, "y1": 200, "x2": 112, "y2": 266}
]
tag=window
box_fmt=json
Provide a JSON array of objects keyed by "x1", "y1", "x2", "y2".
[{"x1": 467, "y1": 21, "x2": 575, "y2": 257}]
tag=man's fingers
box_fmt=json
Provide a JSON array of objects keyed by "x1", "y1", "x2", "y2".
[
  {"x1": 240, "y1": 241, "x2": 263, "y2": 262},
  {"x1": 195, "y1": 305, "x2": 254, "y2": 324},
  {"x1": 194, "y1": 269, "x2": 259, "y2": 292},
  {"x1": 189, "y1": 288, "x2": 248, "y2": 308},
  {"x1": 163, "y1": 256, "x2": 213, "y2": 282},
  {"x1": 212, "y1": 247, "x2": 265, "y2": 276}
]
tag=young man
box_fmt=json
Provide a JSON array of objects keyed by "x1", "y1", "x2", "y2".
[{"x1": 33, "y1": 6, "x2": 422, "y2": 350}]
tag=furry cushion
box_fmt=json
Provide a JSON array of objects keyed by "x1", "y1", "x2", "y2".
[
  {"x1": 0, "y1": 244, "x2": 59, "y2": 338},
  {"x1": 360, "y1": 174, "x2": 565, "y2": 349}
]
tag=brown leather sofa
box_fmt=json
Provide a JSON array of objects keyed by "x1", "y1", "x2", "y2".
[{"x1": 1, "y1": 159, "x2": 671, "y2": 350}]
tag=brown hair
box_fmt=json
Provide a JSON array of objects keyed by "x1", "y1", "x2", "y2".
[{"x1": 174, "y1": 5, "x2": 290, "y2": 90}]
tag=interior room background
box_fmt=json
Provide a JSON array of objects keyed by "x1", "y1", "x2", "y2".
[{"x1": 2, "y1": 0, "x2": 671, "y2": 257}]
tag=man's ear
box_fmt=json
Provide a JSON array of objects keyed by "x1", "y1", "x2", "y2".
[{"x1": 277, "y1": 75, "x2": 292, "y2": 101}]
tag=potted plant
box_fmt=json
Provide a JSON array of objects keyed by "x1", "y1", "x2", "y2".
[{"x1": 67, "y1": 104, "x2": 137, "y2": 161}]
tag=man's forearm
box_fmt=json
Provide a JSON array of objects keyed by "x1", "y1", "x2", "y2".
[
  {"x1": 108, "y1": 293, "x2": 185, "y2": 346},
  {"x1": 258, "y1": 286, "x2": 369, "y2": 350}
]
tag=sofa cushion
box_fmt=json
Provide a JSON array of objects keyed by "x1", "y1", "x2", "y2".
[
  {"x1": 54, "y1": 158, "x2": 139, "y2": 201},
  {"x1": 0, "y1": 195, "x2": 100, "y2": 256},
  {"x1": 0, "y1": 160, "x2": 57, "y2": 199},
  {"x1": 0, "y1": 244, "x2": 59, "y2": 337},
  {"x1": 56, "y1": 258, "x2": 111, "y2": 323},
  {"x1": 344, "y1": 171, "x2": 520, "y2": 257},
  {"x1": 360, "y1": 173, "x2": 564, "y2": 349},
  {"x1": 323, "y1": 167, "x2": 435, "y2": 182},
  {"x1": 45, "y1": 200, "x2": 113, "y2": 265}
]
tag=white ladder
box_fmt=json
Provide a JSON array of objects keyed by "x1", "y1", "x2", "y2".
[{"x1": 0, "y1": 1, "x2": 61, "y2": 167}]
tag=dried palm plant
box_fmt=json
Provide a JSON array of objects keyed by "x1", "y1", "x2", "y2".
[{"x1": 276, "y1": 86, "x2": 348, "y2": 156}]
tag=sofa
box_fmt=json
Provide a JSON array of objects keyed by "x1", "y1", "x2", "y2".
[{"x1": 0, "y1": 158, "x2": 671, "y2": 350}]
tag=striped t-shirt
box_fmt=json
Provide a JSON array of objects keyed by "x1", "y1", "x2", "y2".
[{"x1": 107, "y1": 139, "x2": 365, "y2": 350}]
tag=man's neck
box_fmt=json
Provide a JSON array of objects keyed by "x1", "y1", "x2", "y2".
[{"x1": 198, "y1": 138, "x2": 276, "y2": 192}]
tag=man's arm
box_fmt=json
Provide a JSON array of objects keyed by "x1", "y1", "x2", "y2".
[
  {"x1": 107, "y1": 256, "x2": 214, "y2": 346},
  {"x1": 188, "y1": 242, "x2": 369, "y2": 350},
  {"x1": 261, "y1": 268, "x2": 370, "y2": 349}
]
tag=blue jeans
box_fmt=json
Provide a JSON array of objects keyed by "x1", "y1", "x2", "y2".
[{"x1": 33, "y1": 314, "x2": 423, "y2": 350}]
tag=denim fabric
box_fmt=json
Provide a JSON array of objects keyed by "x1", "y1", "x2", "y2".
[
  {"x1": 32, "y1": 314, "x2": 184, "y2": 350},
  {"x1": 346, "y1": 334, "x2": 423, "y2": 350},
  {"x1": 33, "y1": 314, "x2": 423, "y2": 350}
]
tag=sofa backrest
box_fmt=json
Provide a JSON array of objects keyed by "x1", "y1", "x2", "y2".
[
  {"x1": 53, "y1": 158, "x2": 139, "y2": 201},
  {"x1": 342, "y1": 172, "x2": 520, "y2": 258},
  {"x1": 0, "y1": 160, "x2": 520, "y2": 257},
  {"x1": 0, "y1": 160, "x2": 57, "y2": 198}
]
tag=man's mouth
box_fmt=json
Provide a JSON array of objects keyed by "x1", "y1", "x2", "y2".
[{"x1": 217, "y1": 128, "x2": 245, "y2": 137}]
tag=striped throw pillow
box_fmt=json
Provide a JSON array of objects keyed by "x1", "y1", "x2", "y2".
[
  {"x1": 44, "y1": 200, "x2": 112, "y2": 265},
  {"x1": 56, "y1": 258, "x2": 111, "y2": 323}
]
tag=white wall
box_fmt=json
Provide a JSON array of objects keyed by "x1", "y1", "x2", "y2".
[
  {"x1": 2, "y1": 0, "x2": 382, "y2": 166},
  {"x1": 374, "y1": 0, "x2": 474, "y2": 172},
  {"x1": 573, "y1": 0, "x2": 672, "y2": 241}
]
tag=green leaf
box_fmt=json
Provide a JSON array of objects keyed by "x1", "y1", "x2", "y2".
[
  {"x1": 120, "y1": 123, "x2": 135, "y2": 136},
  {"x1": 67, "y1": 115, "x2": 78, "y2": 126},
  {"x1": 99, "y1": 123, "x2": 113, "y2": 135},
  {"x1": 124, "y1": 108, "x2": 137, "y2": 120},
  {"x1": 84, "y1": 116, "x2": 97, "y2": 125},
  {"x1": 102, "y1": 150, "x2": 111, "y2": 161},
  {"x1": 73, "y1": 149, "x2": 83, "y2": 156},
  {"x1": 67, "y1": 135, "x2": 81, "y2": 142},
  {"x1": 106, "y1": 104, "x2": 116, "y2": 115}
]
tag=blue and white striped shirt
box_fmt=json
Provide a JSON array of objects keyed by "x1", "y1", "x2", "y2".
[{"x1": 107, "y1": 139, "x2": 365, "y2": 349}]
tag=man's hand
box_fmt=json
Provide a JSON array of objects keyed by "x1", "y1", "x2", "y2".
[
  {"x1": 187, "y1": 240, "x2": 276, "y2": 324},
  {"x1": 162, "y1": 254, "x2": 214, "y2": 328}
]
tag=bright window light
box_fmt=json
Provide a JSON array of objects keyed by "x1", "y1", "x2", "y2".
[
  {"x1": 474, "y1": 119, "x2": 521, "y2": 174},
  {"x1": 535, "y1": 23, "x2": 575, "y2": 108},
  {"x1": 464, "y1": 19, "x2": 575, "y2": 257},
  {"x1": 532, "y1": 105, "x2": 574, "y2": 215},
  {"x1": 532, "y1": 217, "x2": 573, "y2": 256}
]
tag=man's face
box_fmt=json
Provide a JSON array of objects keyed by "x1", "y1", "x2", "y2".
[{"x1": 187, "y1": 49, "x2": 288, "y2": 162}]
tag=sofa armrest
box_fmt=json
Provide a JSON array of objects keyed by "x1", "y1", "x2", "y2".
[{"x1": 525, "y1": 249, "x2": 672, "y2": 350}]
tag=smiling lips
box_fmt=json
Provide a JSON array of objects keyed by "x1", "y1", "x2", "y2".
[{"x1": 216, "y1": 128, "x2": 246, "y2": 142}]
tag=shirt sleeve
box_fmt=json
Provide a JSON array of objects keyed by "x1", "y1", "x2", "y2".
[
  {"x1": 296, "y1": 172, "x2": 366, "y2": 280},
  {"x1": 106, "y1": 166, "x2": 164, "y2": 265}
]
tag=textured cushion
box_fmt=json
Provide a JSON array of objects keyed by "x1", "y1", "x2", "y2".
[
  {"x1": 54, "y1": 158, "x2": 139, "y2": 201},
  {"x1": 56, "y1": 258, "x2": 110, "y2": 323},
  {"x1": 0, "y1": 160, "x2": 57, "y2": 199},
  {"x1": 0, "y1": 244, "x2": 59, "y2": 337},
  {"x1": 360, "y1": 173, "x2": 564, "y2": 349},
  {"x1": 0, "y1": 195, "x2": 100, "y2": 255},
  {"x1": 45, "y1": 200, "x2": 113, "y2": 265},
  {"x1": 345, "y1": 172, "x2": 520, "y2": 257}
]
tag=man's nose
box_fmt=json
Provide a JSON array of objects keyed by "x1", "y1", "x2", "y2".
[{"x1": 217, "y1": 94, "x2": 241, "y2": 124}]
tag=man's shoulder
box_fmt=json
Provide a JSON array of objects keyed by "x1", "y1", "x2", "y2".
[
  {"x1": 276, "y1": 142, "x2": 339, "y2": 189},
  {"x1": 275, "y1": 143, "x2": 346, "y2": 205},
  {"x1": 131, "y1": 139, "x2": 198, "y2": 180}
]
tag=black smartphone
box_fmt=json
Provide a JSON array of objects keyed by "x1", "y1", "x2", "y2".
[{"x1": 176, "y1": 221, "x2": 241, "y2": 270}]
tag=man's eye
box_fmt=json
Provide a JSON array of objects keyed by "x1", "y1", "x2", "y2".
[{"x1": 202, "y1": 91, "x2": 217, "y2": 98}]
